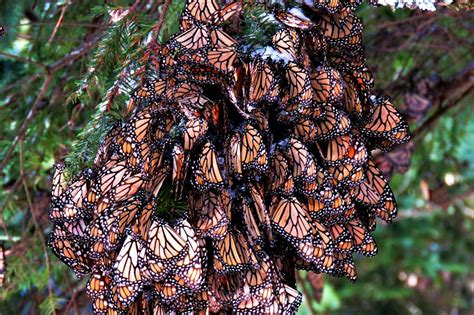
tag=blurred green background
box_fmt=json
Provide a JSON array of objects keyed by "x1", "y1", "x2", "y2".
[{"x1": 0, "y1": 1, "x2": 472, "y2": 314}]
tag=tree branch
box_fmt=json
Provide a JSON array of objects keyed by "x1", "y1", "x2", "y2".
[
  {"x1": 412, "y1": 63, "x2": 474, "y2": 143},
  {"x1": 0, "y1": 52, "x2": 47, "y2": 70},
  {"x1": 0, "y1": 33, "x2": 102, "y2": 173},
  {"x1": 151, "y1": 0, "x2": 172, "y2": 44},
  {"x1": 296, "y1": 271, "x2": 317, "y2": 315},
  {"x1": 47, "y1": 3, "x2": 69, "y2": 45}
]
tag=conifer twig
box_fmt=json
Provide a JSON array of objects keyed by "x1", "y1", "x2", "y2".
[
  {"x1": 151, "y1": 0, "x2": 172, "y2": 43},
  {"x1": 0, "y1": 52, "x2": 47, "y2": 70},
  {"x1": 47, "y1": 3, "x2": 69, "y2": 44}
]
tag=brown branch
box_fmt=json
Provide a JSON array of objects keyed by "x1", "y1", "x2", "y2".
[
  {"x1": 47, "y1": 3, "x2": 69, "y2": 45},
  {"x1": 0, "y1": 51, "x2": 47, "y2": 70},
  {"x1": 295, "y1": 271, "x2": 317, "y2": 315},
  {"x1": 412, "y1": 64, "x2": 474, "y2": 143},
  {"x1": 49, "y1": 32, "x2": 102, "y2": 73},
  {"x1": 151, "y1": 0, "x2": 172, "y2": 43}
]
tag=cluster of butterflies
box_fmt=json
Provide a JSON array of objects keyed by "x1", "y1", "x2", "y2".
[{"x1": 49, "y1": 0, "x2": 410, "y2": 314}]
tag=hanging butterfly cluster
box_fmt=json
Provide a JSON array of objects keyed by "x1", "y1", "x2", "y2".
[{"x1": 49, "y1": 0, "x2": 410, "y2": 314}]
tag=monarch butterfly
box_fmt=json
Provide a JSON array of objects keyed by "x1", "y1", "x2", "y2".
[
  {"x1": 319, "y1": 8, "x2": 362, "y2": 40},
  {"x1": 305, "y1": 219, "x2": 335, "y2": 271},
  {"x1": 50, "y1": 174, "x2": 91, "y2": 223},
  {"x1": 172, "y1": 218, "x2": 204, "y2": 290},
  {"x1": 129, "y1": 79, "x2": 160, "y2": 106},
  {"x1": 312, "y1": 0, "x2": 341, "y2": 14},
  {"x1": 182, "y1": 0, "x2": 220, "y2": 25},
  {"x1": 345, "y1": 219, "x2": 377, "y2": 256},
  {"x1": 241, "y1": 124, "x2": 268, "y2": 172},
  {"x1": 284, "y1": 138, "x2": 317, "y2": 182},
  {"x1": 124, "y1": 294, "x2": 152, "y2": 315},
  {"x1": 51, "y1": 164, "x2": 67, "y2": 202},
  {"x1": 322, "y1": 135, "x2": 368, "y2": 168},
  {"x1": 207, "y1": 47, "x2": 237, "y2": 73},
  {"x1": 48, "y1": 225, "x2": 92, "y2": 276},
  {"x1": 154, "y1": 280, "x2": 190, "y2": 304},
  {"x1": 314, "y1": 104, "x2": 351, "y2": 140},
  {"x1": 154, "y1": 116, "x2": 175, "y2": 142},
  {"x1": 94, "y1": 125, "x2": 121, "y2": 167},
  {"x1": 88, "y1": 221, "x2": 106, "y2": 260},
  {"x1": 62, "y1": 218, "x2": 89, "y2": 241},
  {"x1": 147, "y1": 219, "x2": 188, "y2": 265},
  {"x1": 146, "y1": 163, "x2": 170, "y2": 198},
  {"x1": 113, "y1": 234, "x2": 147, "y2": 307},
  {"x1": 285, "y1": 62, "x2": 313, "y2": 105},
  {"x1": 327, "y1": 163, "x2": 365, "y2": 188},
  {"x1": 323, "y1": 134, "x2": 352, "y2": 162},
  {"x1": 228, "y1": 133, "x2": 243, "y2": 177},
  {"x1": 168, "y1": 82, "x2": 212, "y2": 110},
  {"x1": 242, "y1": 199, "x2": 263, "y2": 247},
  {"x1": 171, "y1": 289, "x2": 208, "y2": 313},
  {"x1": 210, "y1": 28, "x2": 238, "y2": 48},
  {"x1": 329, "y1": 222, "x2": 354, "y2": 252},
  {"x1": 351, "y1": 65, "x2": 374, "y2": 91},
  {"x1": 361, "y1": 160, "x2": 398, "y2": 221},
  {"x1": 94, "y1": 160, "x2": 130, "y2": 197},
  {"x1": 342, "y1": 76, "x2": 370, "y2": 119},
  {"x1": 269, "y1": 195, "x2": 313, "y2": 245},
  {"x1": 272, "y1": 28, "x2": 299, "y2": 60},
  {"x1": 279, "y1": 284, "x2": 303, "y2": 313},
  {"x1": 213, "y1": 229, "x2": 256, "y2": 275},
  {"x1": 274, "y1": 8, "x2": 315, "y2": 30},
  {"x1": 249, "y1": 184, "x2": 275, "y2": 241},
  {"x1": 0, "y1": 242, "x2": 5, "y2": 287},
  {"x1": 268, "y1": 150, "x2": 293, "y2": 195},
  {"x1": 209, "y1": 1, "x2": 242, "y2": 25},
  {"x1": 180, "y1": 0, "x2": 240, "y2": 30},
  {"x1": 363, "y1": 98, "x2": 404, "y2": 135},
  {"x1": 352, "y1": 179, "x2": 381, "y2": 206},
  {"x1": 310, "y1": 65, "x2": 344, "y2": 103},
  {"x1": 293, "y1": 118, "x2": 317, "y2": 144},
  {"x1": 122, "y1": 109, "x2": 153, "y2": 144},
  {"x1": 192, "y1": 141, "x2": 224, "y2": 191},
  {"x1": 307, "y1": 188, "x2": 352, "y2": 220},
  {"x1": 334, "y1": 251, "x2": 357, "y2": 281},
  {"x1": 248, "y1": 59, "x2": 277, "y2": 103},
  {"x1": 100, "y1": 198, "x2": 143, "y2": 252},
  {"x1": 86, "y1": 268, "x2": 112, "y2": 299},
  {"x1": 208, "y1": 270, "x2": 242, "y2": 308},
  {"x1": 172, "y1": 144, "x2": 186, "y2": 185},
  {"x1": 184, "y1": 117, "x2": 208, "y2": 151},
  {"x1": 371, "y1": 187, "x2": 398, "y2": 222},
  {"x1": 92, "y1": 295, "x2": 115, "y2": 314},
  {"x1": 194, "y1": 191, "x2": 230, "y2": 239},
  {"x1": 327, "y1": 44, "x2": 366, "y2": 72},
  {"x1": 243, "y1": 254, "x2": 272, "y2": 292},
  {"x1": 172, "y1": 25, "x2": 210, "y2": 52}
]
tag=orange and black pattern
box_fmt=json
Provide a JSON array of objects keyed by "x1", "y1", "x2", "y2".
[{"x1": 49, "y1": 1, "x2": 410, "y2": 314}]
